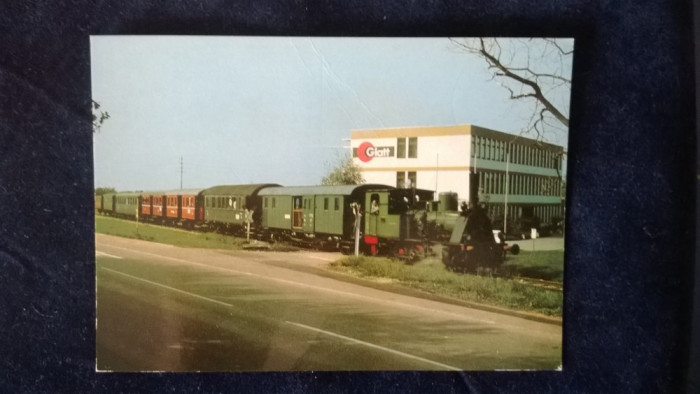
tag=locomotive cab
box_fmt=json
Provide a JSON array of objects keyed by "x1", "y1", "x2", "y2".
[{"x1": 363, "y1": 188, "x2": 434, "y2": 259}]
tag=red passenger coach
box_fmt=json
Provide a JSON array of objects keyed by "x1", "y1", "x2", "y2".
[
  {"x1": 140, "y1": 192, "x2": 167, "y2": 222},
  {"x1": 181, "y1": 195, "x2": 199, "y2": 220},
  {"x1": 163, "y1": 189, "x2": 205, "y2": 227},
  {"x1": 166, "y1": 194, "x2": 179, "y2": 221},
  {"x1": 152, "y1": 195, "x2": 165, "y2": 218},
  {"x1": 141, "y1": 194, "x2": 152, "y2": 216}
]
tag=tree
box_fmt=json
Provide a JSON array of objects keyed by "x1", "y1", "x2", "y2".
[
  {"x1": 320, "y1": 154, "x2": 365, "y2": 186},
  {"x1": 95, "y1": 187, "x2": 116, "y2": 195},
  {"x1": 450, "y1": 38, "x2": 572, "y2": 141},
  {"x1": 453, "y1": 38, "x2": 572, "y2": 222},
  {"x1": 92, "y1": 100, "x2": 110, "y2": 132}
]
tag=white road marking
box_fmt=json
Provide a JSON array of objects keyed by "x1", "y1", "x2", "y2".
[
  {"x1": 99, "y1": 266, "x2": 462, "y2": 371},
  {"x1": 100, "y1": 267, "x2": 234, "y2": 308},
  {"x1": 98, "y1": 243, "x2": 495, "y2": 325},
  {"x1": 96, "y1": 251, "x2": 123, "y2": 259},
  {"x1": 285, "y1": 321, "x2": 462, "y2": 371}
]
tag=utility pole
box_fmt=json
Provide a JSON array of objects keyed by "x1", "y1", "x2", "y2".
[{"x1": 180, "y1": 156, "x2": 183, "y2": 189}]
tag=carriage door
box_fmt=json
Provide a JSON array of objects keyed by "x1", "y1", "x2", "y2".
[
  {"x1": 303, "y1": 196, "x2": 314, "y2": 233},
  {"x1": 292, "y1": 196, "x2": 303, "y2": 230}
]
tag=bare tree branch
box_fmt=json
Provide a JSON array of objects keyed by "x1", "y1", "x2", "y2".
[{"x1": 450, "y1": 37, "x2": 572, "y2": 136}]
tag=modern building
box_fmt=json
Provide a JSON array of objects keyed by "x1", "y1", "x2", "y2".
[{"x1": 350, "y1": 124, "x2": 565, "y2": 229}]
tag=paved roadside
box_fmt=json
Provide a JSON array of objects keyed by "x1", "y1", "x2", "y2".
[{"x1": 228, "y1": 248, "x2": 563, "y2": 326}]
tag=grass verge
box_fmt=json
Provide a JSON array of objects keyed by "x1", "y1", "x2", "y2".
[
  {"x1": 97, "y1": 214, "x2": 562, "y2": 316},
  {"x1": 330, "y1": 255, "x2": 563, "y2": 317},
  {"x1": 503, "y1": 250, "x2": 565, "y2": 282},
  {"x1": 95, "y1": 215, "x2": 249, "y2": 250}
]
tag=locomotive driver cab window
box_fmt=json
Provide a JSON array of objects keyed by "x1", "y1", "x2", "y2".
[
  {"x1": 388, "y1": 191, "x2": 408, "y2": 215},
  {"x1": 370, "y1": 193, "x2": 380, "y2": 214}
]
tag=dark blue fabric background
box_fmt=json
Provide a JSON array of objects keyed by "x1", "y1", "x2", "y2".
[{"x1": 0, "y1": 1, "x2": 695, "y2": 392}]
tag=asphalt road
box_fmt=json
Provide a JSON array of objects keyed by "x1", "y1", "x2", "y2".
[{"x1": 95, "y1": 233, "x2": 562, "y2": 372}]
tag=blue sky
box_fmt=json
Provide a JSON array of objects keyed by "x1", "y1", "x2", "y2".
[{"x1": 91, "y1": 36, "x2": 572, "y2": 191}]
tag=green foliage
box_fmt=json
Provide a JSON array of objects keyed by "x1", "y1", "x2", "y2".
[
  {"x1": 331, "y1": 255, "x2": 563, "y2": 316},
  {"x1": 95, "y1": 216, "x2": 247, "y2": 249},
  {"x1": 503, "y1": 250, "x2": 564, "y2": 281},
  {"x1": 320, "y1": 155, "x2": 364, "y2": 186},
  {"x1": 92, "y1": 100, "x2": 110, "y2": 132},
  {"x1": 95, "y1": 187, "x2": 116, "y2": 196}
]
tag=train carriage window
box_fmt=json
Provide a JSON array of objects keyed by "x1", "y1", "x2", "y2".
[
  {"x1": 272, "y1": 197, "x2": 276, "y2": 209},
  {"x1": 264, "y1": 197, "x2": 268, "y2": 208},
  {"x1": 370, "y1": 193, "x2": 380, "y2": 214},
  {"x1": 324, "y1": 198, "x2": 329, "y2": 210},
  {"x1": 334, "y1": 197, "x2": 340, "y2": 211}
]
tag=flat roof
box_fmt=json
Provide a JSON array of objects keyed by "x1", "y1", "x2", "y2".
[
  {"x1": 350, "y1": 124, "x2": 564, "y2": 150},
  {"x1": 258, "y1": 184, "x2": 392, "y2": 196},
  {"x1": 201, "y1": 184, "x2": 280, "y2": 196}
]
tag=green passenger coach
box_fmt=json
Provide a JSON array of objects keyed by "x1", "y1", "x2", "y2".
[
  {"x1": 258, "y1": 184, "x2": 390, "y2": 249},
  {"x1": 111, "y1": 192, "x2": 141, "y2": 219},
  {"x1": 201, "y1": 184, "x2": 279, "y2": 233}
]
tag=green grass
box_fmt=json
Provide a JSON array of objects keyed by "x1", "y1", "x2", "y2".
[
  {"x1": 503, "y1": 250, "x2": 565, "y2": 282},
  {"x1": 95, "y1": 215, "x2": 248, "y2": 250},
  {"x1": 330, "y1": 255, "x2": 563, "y2": 317},
  {"x1": 96, "y1": 214, "x2": 563, "y2": 316}
]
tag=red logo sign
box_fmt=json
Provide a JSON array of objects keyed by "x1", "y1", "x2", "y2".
[{"x1": 357, "y1": 141, "x2": 395, "y2": 162}]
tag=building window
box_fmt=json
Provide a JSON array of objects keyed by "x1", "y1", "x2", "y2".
[
  {"x1": 408, "y1": 137, "x2": 417, "y2": 158},
  {"x1": 396, "y1": 172, "x2": 406, "y2": 188},
  {"x1": 407, "y1": 172, "x2": 416, "y2": 188},
  {"x1": 397, "y1": 138, "x2": 406, "y2": 158}
]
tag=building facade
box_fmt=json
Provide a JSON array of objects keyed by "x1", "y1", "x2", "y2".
[{"x1": 350, "y1": 124, "x2": 565, "y2": 229}]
